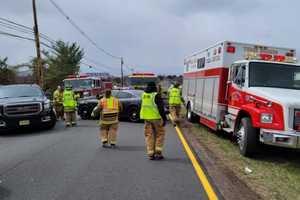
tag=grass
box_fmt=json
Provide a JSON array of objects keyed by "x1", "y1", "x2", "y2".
[{"x1": 191, "y1": 124, "x2": 300, "y2": 200}]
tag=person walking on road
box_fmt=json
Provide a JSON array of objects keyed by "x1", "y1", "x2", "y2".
[
  {"x1": 168, "y1": 82, "x2": 182, "y2": 123},
  {"x1": 53, "y1": 86, "x2": 64, "y2": 120},
  {"x1": 63, "y1": 85, "x2": 77, "y2": 127},
  {"x1": 92, "y1": 89, "x2": 121, "y2": 148},
  {"x1": 140, "y1": 82, "x2": 167, "y2": 160}
]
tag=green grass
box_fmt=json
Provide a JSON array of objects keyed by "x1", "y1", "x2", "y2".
[{"x1": 192, "y1": 124, "x2": 300, "y2": 200}]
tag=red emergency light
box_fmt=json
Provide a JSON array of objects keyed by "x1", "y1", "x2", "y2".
[
  {"x1": 227, "y1": 46, "x2": 236, "y2": 53},
  {"x1": 259, "y1": 54, "x2": 273, "y2": 61},
  {"x1": 274, "y1": 55, "x2": 285, "y2": 62}
]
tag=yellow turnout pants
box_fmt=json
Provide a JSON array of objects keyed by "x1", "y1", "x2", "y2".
[
  {"x1": 144, "y1": 120, "x2": 166, "y2": 156},
  {"x1": 100, "y1": 123, "x2": 118, "y2": 144}
]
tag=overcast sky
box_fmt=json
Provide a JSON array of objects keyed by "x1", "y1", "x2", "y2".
[{"x1": 0, "y1": 0, "x2": 299, "y2": 75}]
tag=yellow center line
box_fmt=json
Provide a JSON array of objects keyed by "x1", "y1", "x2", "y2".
[{"x1": 169, "y1": 115, "x2": 219, "y2": 200}]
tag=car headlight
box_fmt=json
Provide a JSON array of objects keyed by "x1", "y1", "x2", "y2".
[
  {"x1": 44, "y1": 100, "x2": 51, "y2": 110},
  {"x1": 261, "y1": 113, "x2": 273, "y2": 123}
]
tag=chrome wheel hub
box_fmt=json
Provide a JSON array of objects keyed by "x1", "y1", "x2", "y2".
[{"x1": 237, "y1": 126, "x2": 245, "y2": 150}]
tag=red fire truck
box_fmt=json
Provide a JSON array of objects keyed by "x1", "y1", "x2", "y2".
[
  {"x1": 63, "y1": 74, "x2": 112, "y2": 97},
  {"x1": 183, "y1": 41, "x2": 300, "y2": 156}
]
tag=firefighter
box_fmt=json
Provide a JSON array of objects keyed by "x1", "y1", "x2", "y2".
[
  {"x1": 53, "y1": 86, "x2": 64, "y2": 120},
  {"x1": 140, "y1": 82, "x2": 167, "y2": 160},
  {"x1": 168, "y1": 82, "x2": 182, "y2": 123},
  {"x1": 63, "y1": 85, "x2": 77, "y2": 127},
  {"x1": 91, "y1": 89, "x2": 121, "y2": 148}
]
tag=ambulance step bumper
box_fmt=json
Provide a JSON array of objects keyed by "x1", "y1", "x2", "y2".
[{"x1": 260, "y1": 129, "x2": 300, "y2": 149}]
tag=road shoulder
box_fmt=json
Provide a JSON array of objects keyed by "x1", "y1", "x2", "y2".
[{"x1": 179, "y1": 121, "x2": 262, "y2": 200}]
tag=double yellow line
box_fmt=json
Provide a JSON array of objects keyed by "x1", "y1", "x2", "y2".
[{"x1": 170, "y1": 115, "x2": 219, "y2": 200}]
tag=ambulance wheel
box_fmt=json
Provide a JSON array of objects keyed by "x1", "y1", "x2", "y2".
[
  {"x1": 186, "y1": 104, "x2": 198, "y2": 123},
  {"x1": 236, "y1": 117, "x2": 258, "y2": 157}
]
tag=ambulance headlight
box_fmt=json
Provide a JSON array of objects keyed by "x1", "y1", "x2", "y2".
[{"x1": 261, "y1": 113, "x2": 273, "y2": 124}]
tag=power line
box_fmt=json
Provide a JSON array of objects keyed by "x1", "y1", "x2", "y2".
[
  {"x1": 0, "y1": 18, "x2": 56, "y2": 45},
  {"x1": 0, "y1": 30, "x2": 55, "y2": 51},
  {"x1": 0, "y1": 17, "x2": 124, "y2": 74},
  {"x1": 48, "y1": 0, "x2": 121, "y2": 60}
]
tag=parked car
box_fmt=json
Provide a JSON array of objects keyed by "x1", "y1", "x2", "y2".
[
  {"x1": 78, "y1": 89, "x2": 144, "y2": 122},
  {"x1": 0, "y1": 84, "x2": 56, "y2": 132}
]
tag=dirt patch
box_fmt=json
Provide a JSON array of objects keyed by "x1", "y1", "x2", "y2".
[{"x1": 179, "y1": 121, "x2": 263, "y2": 200}]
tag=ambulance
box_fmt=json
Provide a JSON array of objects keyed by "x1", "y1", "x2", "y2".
[{"x1": 183, "y1": 41, "x2": 300, "y2": 156}]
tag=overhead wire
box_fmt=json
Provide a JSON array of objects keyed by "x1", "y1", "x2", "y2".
[
  {"x1": 0, "y1": 18, "x2": 117, "y2": 73},
  {"x1": 48, "y1": 0, "x2": 121, "y2": 60}
]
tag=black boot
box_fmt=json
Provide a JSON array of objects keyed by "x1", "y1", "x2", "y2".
[
  {"x1": 155, "y1": 153, "x2": 164, "y2": 160},
  {"x1": 102, "y1": 142, "x2": 108, "y2": 148}
]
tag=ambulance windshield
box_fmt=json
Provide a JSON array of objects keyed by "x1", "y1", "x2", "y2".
[{"x1": 249, "y1": 62, "x2": 300, "y2": 90}]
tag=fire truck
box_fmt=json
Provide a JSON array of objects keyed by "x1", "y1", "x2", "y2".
[
  {"x1": 63, "y1": 74, "x2": 112, "y2": 97},
  {"x1": 127, "y1": 73, "x2": 158, "y2": 89},
  {"x1": 183, "y1": 41, "x2": 300, "y2": 156}
]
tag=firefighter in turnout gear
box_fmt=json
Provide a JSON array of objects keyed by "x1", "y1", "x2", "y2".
[
  {"x1": 140, "y1": 82, "x2": 167, "y2": 160},
  {"x1": 92, "y1": 90, "x2": 121, "y2": 148},
  {"x1": 63, "y1": 85, "x2": 77, "y2": 127},
  {"x1": 53, "y1": 86, "x2": 64, "y2": 120},
  {"x1": 168, "y1": 83, "x2": 182, "y2": 123}
]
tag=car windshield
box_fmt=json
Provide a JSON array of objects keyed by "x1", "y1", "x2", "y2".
[
  {"x1": 128, "y1": 77, "x2": 158, "y2": 86},
  {"x1": 0, "y1": 85, "x2": 43, "y2": 99},
  {"x1": 64, "y1": 79, "x2": 92, "y2": 89},
  {"x1": 130, "y1": 90, "x2": 144, "y2": 97},
  {"x1": 249, "y1": 62, "x2": 300, "y2": 90}
]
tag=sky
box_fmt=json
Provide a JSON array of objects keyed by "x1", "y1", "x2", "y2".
[{"x1": 0, "y1": 0, "x2": 300, "y2": 76}]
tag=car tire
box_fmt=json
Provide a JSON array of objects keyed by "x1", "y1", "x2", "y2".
[
  {"x1": 186, "y1": 103, "x2": 198, "y2": 123},
  {"x1": 236, "y1": 117, "x2": 259, "y2": 157},
  {"x1": 128, "y1": 106, "x2": 140, "y2": 123},
  {"x1": 44, "y1": 112, "x2": 56, "y2": 130},
  {"x1": 80, "y1": 106, "x2": 90, "y2": 120}
]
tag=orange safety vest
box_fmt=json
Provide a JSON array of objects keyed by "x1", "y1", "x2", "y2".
[{"x1": 100, "y1": 96, "x2": 119, "y2": 124}]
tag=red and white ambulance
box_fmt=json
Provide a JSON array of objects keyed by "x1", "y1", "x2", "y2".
[{"x1": 183, "y1": 41, "x2": 300, "y2": 156}]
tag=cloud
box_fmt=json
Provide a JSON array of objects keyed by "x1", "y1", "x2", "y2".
[{"x1": 0, "y1": 0, "x2": 299, "y2": 75}]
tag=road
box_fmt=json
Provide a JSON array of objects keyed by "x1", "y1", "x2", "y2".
[{"x1": 0, "y1": 120, "x2": 211, "y2": 200}]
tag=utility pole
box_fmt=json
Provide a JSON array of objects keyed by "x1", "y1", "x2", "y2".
[
  {"x1": 32, "y1": 0, "x2": 44, "y2": 89},
  {"x1": 121, "y1": 57, "x2": 124, "y2": 87}
]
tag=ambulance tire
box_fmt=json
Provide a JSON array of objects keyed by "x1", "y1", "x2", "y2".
[
  {"x1": 237, "y1": 117, "x2": 258, "y2": 157},
  {"x1": 186, "y1": 104, "x2": 198, "y2": 123}
]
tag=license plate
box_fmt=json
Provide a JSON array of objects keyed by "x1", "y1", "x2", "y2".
[{"x1": 19, "y1": 120, "x2": 30, "y2": 126}]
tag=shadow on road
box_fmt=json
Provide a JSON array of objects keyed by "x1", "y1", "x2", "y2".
[{"x1": 0, "y1": 122, "x2": 65, "y2": 138}]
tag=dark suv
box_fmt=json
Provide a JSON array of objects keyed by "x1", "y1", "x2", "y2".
[{"x1": 0, "y1": 84, "x2": 56, "y2": 132}]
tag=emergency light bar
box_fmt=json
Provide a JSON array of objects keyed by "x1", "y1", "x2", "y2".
[{"x1": 244, "y1": 52, "x2": 297, "y2": 63}]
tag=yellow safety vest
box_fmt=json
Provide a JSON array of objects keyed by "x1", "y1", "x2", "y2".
[
  {"x1": 169, "y1": 87, "x2": 181, "y2": 105},
  {"x1": 140, "y1": 92, "x2": 161, "y2": 120},
  {"x1": 100, "y1": 96, "x2": 119, "y2": 125},
  {"x1": 63, "y1": 90, "x2": 76, "y2": 112}
]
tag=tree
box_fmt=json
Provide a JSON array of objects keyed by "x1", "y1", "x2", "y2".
[
  {"x1": 44, "y1": 40, "x2": 84, "y2": 90},
  {"x1": 0, "y1": 57, "x2": 16, "y2": 85}
]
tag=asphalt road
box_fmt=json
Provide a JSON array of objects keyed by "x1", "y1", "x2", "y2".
[{"x1": 0, "y1": 120, "x2": 209, "y2": 200}]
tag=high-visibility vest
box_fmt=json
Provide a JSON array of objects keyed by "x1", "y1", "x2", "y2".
[
  {"x1": 100, "y1": 96, "x2": 119, "y2": 124},
  {"x1": 53, "y1": 90, "x2": 63, "y2": 105},
  {"x1": 63, "y1": 90, "x2": 76, "y2": 112},
  {"x1": 169, "y1": 87, "x2": 181, "y2": 105},
  {"x1": 140, "y1": 92, "x2": 161, "y2": 120}
]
